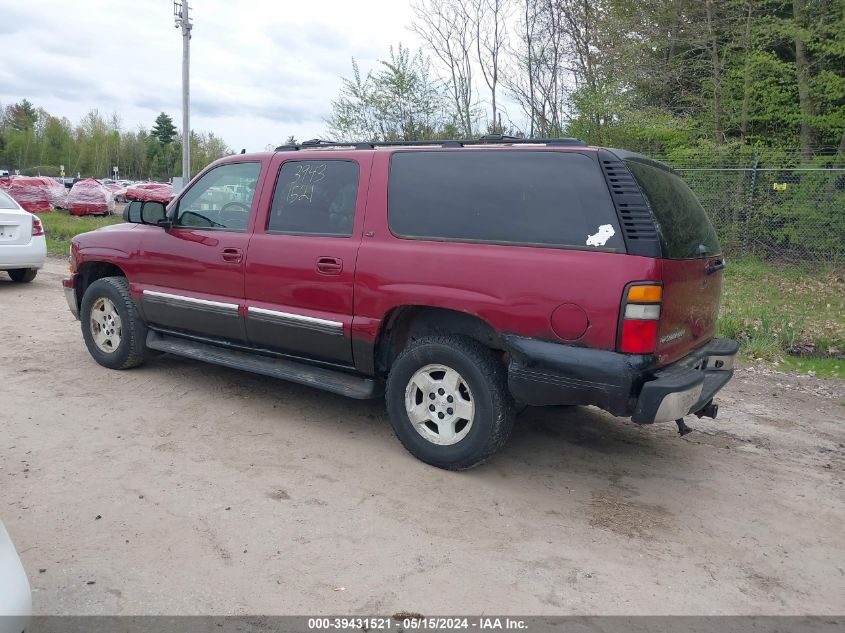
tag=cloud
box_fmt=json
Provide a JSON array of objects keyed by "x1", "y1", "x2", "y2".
[{"x1": 0, "y1": 0, "x2": 421, "y2": 150}]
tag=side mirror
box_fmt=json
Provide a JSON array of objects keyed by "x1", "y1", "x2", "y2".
[
  {"x1": 140, "y1": 201, "x2": 170, "y2": 227},
  {"x1": 124, "y1": 200, "x2": 143, "y2": 223}
]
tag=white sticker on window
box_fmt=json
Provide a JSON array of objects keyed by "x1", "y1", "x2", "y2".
[{"x1": 586, "y1": 224, "x2": 615, "y2": 247}]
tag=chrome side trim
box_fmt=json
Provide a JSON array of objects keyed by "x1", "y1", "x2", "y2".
[
  {"x1": 143, "y1": 290, "x2": 239, "y2": 316},
  {"x1": 247, "y1": 306, "x2": 344, "y2": 336}
]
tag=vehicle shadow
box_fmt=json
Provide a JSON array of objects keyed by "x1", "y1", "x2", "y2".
[
  {"x1": 0, "y1": 272, "x2": 49, "y2": 288},
  {"x1": 141, "y1": 352, "x2": 686, "y2": 481},
  {"x1": 0, "y1": 276, "x2": 28, "y2": 288}
]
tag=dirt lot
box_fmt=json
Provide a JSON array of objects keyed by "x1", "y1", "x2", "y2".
[{"x1": 2, "y1": 260, "x2": 844, "y2": 616}]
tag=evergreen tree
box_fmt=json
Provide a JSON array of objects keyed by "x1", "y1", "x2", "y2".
[
  {"x1": 151, "y1": 112, "x2": 177, "y2": 145},
  {"x1": 9, "y1": 99, "x2": 37, "y2": 132}
]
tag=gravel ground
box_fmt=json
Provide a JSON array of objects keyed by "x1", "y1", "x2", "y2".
[{"x1": 1, "y1": 260, "x2": 844, "y2": 615}]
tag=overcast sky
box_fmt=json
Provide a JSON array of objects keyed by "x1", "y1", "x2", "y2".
[{"x1": 0, "y1": 0, "x2": 423, "y2": 151}]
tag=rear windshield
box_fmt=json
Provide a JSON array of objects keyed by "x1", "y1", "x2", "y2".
[
  {"x1": 0, "y1": 190, "x2": 18, "y2": 209},
  {"x1": 389, "y1": 151, "x2": 624, "y2": 250},
  {"x1": 625, "y1": 158, "x2": 721, "y2": 259}
]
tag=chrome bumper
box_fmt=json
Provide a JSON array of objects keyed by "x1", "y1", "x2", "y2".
[
  {"x1": 63, "y1": 277, "x2": 79, "y2": 320},
  {"x1": 632, "y1": 338, "x2": 739, "y2": 424}
]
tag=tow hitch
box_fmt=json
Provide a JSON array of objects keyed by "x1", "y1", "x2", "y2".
[
  {"x1": 694, "y1": 400, "x2": 719, "y2": 419},
  {"x1": 675, "y1": 400, "x2": 719, "y2": 436}
]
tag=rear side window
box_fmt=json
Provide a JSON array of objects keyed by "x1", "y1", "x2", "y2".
[
  {"x1": 625, "y1": 159, "x2": 721, "y2": 259},
  {"x1": 388, "y1": 151, "x2": 624, "y2": 250},
  {"x1": 268, "y1": 160, "x2": 359, "y2": 237}
]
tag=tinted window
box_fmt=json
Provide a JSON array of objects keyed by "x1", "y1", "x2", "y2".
[
  {"x1": 176, "y1": 162, "x2": 261, "y2": 231},
  {"x1": 625, "y1": 159, "x2": 721, "y2": 259},
  {"x1": 388, "y1": 151, "x2": 623, "y2": 250},
  {"x1": 268, "y1": 160, "x2": 359, "y2": 237}
]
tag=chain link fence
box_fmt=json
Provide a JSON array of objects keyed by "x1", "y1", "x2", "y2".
[{"x1": 649, "y1": 150, "x2": 845, "y2": 264}]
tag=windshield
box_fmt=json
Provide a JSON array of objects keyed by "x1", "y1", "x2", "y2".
[{"x1": 625, "y1": 158, "x2": 721, "y2": 259}]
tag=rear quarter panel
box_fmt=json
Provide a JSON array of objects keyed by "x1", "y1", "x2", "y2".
[{"x1": 354, "y1": 151, "x2": 660, "y2": 351}]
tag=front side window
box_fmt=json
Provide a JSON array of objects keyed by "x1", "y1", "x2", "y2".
[
  {"x1": 175, "y1": 162, "x2": 261, "y2": 231},
  {"x1": 267, "y1": 160, "x2": 359, "y2": 237},
  {"x1": 388, "y1": 151, "x2": 624, "y2": 250}
]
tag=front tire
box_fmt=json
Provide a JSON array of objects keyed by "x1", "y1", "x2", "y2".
[
  {"x1": 386, "y1": 335, "x2": 516, "y2": 470},
  {"x1": 8, "y1": 268, "x2": 37, "y2": 283},
  {"x1": 80, "y1": 276, "x2": 149, "y2": 370}
]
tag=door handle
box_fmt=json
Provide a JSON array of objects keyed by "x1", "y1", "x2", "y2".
[
  {"x1": 316, "y1": 256, "x2": 343, "y2": 275},
  {"x1": 222, "y1": 247, "x2": 243, "y2": 263}
]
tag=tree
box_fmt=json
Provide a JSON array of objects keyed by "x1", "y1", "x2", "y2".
[
  {"x1": 8, "y1": 99, "x2": 37, "y2": 132},
  {"x1": 151, "y1": 112, "x2": 177, "y2": 145},
  {"x1": 41, "y1": 116, "x2": 73, "y2": 167},
  {"x1": 0, "y1": 100, "x2": 229, "y2": 178},
  {"x1": 327, "y1": 45, "x2": 450, "y2": 142},
  {"x1": 504, "y1": 0, "x2": 571, "y2": 137},
  {"x1": 470, "y1": 0, "x2": 510, "y2": 132},
  {"x1": 411, "y1": 0, "x2": 477, "y2": 136}
]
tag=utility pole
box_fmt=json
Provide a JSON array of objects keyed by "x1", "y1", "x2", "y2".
[{"x1": 174, "y1": 1, "x2": 193, "y2": 182}]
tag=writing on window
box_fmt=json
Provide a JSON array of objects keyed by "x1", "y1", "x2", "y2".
[{"x1": 269, "y1": 160, "x2": 359, "y2": 237}]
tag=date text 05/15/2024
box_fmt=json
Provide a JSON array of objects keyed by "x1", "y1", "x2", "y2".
[{"x1": 307, "y1": 617, "x2": 528, "y2": 630}]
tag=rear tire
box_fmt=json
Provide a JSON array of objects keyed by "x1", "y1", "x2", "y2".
[
  {"x1": 8, "y1": 268, "x2": 37, "y2": 283},
  {"x1": 386, "y1": 335, "x2": 516, "y2": 470},
  {"x1": 80, "y1": 276, "x2": 149, "y2": 370}
]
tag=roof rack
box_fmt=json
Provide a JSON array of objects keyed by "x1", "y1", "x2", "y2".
[{"x1": 273, "y1": 135, "x2": 587, "y2": 152}]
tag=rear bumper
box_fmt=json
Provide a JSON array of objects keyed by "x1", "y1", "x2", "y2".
[
  {"x1": 505, "y1": 336, "x2": 738, "y2": 423},
  {"x1": 63, "y1": 275, "x2": 80, "y2": 320},
  {"x1": 631, "y1": 337, "x2": 738, "y2": 423},
  {"x1": 0, "y1": 236, "x2": 46, "y2": 270}
]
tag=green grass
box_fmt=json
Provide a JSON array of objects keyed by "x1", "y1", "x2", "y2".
[
  {"x1": 38, "y1": 210, "x2": 123, "y2": 257},
  {"x1": 718, "y1": 257, "x2": 845, "y2": 378},
  {"x1": 778, "y1": 357, "x2": 845, "y2": 379}
]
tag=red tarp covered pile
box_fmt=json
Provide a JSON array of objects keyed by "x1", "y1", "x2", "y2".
[
  {"x1": 38, "y1": 177, "x2": 69, "y2": 209},
  {"x1": 125, "y1": 182, "x2": 174, "y2": 203},
  {"x1": 67, "y1": 178, "x2": 115, "y2": 216},
  {"x1": 103, "y1": 182, "x2": 128, "y2": 202},
  {"x1": 0, "y1": 176, "x2": 57, "y2": 213}
]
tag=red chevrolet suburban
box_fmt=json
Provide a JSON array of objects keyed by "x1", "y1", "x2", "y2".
[{"x1": 63, "y1": 136, "x2": 737, "y2": 469}]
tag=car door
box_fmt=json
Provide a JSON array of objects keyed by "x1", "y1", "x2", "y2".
[
  {"x1": 135, "y1": 160, "x2": 265, "y2": 342},
  {"x1": 243, "y1": 153, "x2": 372, "y2": 366}
]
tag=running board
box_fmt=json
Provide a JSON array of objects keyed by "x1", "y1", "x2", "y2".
[{"x1": 146, "y1": 331, "x2": 383, "y2": 399}]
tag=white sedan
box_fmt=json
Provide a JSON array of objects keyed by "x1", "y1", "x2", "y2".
[
  {"x1": 0, "y1": 521, "x2": 31, "y2": 633},
  {"x1": 0, "y1": 189, "x2": 46, "y2": 283}
]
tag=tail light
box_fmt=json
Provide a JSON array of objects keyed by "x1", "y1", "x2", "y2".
[
  {"x1": 32, "y1": 216, "x2": 45, "y2": 236},
  {"x1": 619, "y1": 283, "x2": 662, "y2": 354}
]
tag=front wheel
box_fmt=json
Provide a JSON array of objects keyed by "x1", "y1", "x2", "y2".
[
  {"x1": 385, "y1": 335, "x2": 516, "y2": 470},
  {"x1": 8, "y1": 268, "x2": 37, "y2": 283},
  {"x1": 80, "y1": 276, "x2": 150, "y2": 370}
]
